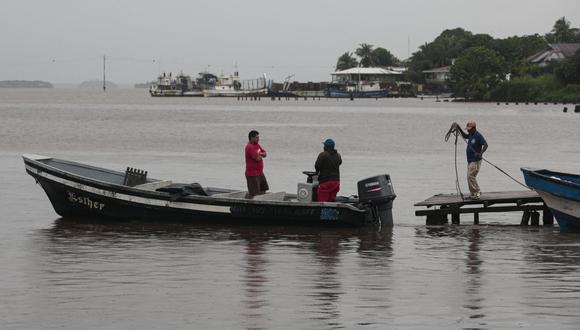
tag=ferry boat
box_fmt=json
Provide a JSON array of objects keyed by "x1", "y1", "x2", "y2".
[
  {"x1": 203, "y1": 72, "x2": 269, "y2": 97},
  {"x1": 149, "y1": 72, "x2": 203, "y2": 97}
]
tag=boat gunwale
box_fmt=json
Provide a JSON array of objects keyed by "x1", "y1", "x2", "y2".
[
  {"x1": 23, "y1": 155, "x2": 366, "y2": 212},
  {"x1": 522, "y1": 167, "x2": 580, "y2": 190}
]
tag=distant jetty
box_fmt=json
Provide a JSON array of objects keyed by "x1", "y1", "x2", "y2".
[
  {"x1": 0, "y1": 80, "x2": 53, "y2": 88},
  {"x1": 79, "y1": 80, "x2": 117, "y2": 89},
  {"x1": 134, "y1": 81, "x2": 154, "y2": 88}
]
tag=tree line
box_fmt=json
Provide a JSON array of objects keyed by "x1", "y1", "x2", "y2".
[
  {"x1": 335, "y1": 44, "x2": 400, "y2": 71},
  {"x1": 335, "y1": 17, "x2": 580, "y2": 102}
]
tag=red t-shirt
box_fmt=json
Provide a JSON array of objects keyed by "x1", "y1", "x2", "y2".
[{"x1": 245, "y1": 142, "x2": 266, "y2": 176}]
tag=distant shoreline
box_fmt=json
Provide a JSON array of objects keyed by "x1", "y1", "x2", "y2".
[{"x1": 0, "y1": 80, "x2": 53, "y2": 88}]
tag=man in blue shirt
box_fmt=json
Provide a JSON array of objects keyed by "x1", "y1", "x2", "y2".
[{"x1": 456, "y1": 120, "x2": 488, "y2": 199}]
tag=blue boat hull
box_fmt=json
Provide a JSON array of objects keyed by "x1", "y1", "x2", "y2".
[
  {"x1": 521, "y1": 168, "x2": 580, "y2": 231},
  {"x1": 327, "y1": 90, "x2": 389, "y2": 98}
]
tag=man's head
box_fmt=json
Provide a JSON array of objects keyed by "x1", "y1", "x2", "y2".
[
  {"x1": 466, "y1": 120, "x2": 476, "y2": 133},
  {"x1": 323, "y1": 138, "x2": 335, "y2": 151},
  {"x1": 248, "y1": 130, "x2": 259, "y2": 143}
]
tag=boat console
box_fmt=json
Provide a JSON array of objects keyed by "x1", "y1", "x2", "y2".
[{"x1": 297, "y1": 171, "x2": 319, "y2": 202}]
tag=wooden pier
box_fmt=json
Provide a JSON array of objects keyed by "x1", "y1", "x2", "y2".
[{"x1": 414, "y1": 190, "x2": 554, "y2": 226}]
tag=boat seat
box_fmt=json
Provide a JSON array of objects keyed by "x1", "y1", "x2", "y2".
[
  {"x1": 252, "y1": 192, "x2": 286, "y2": 201},
  {"x1": 212, "y1": 191, "x2": 248, "y2": 199},
  {"x1": 134, "y1": 180, "x2": 173, "y2": 191}
]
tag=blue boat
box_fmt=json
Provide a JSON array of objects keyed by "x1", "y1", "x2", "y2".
[
  {"x1": 521, "y1": 168, "x2": 580, "y2": 231},
  {"x1": 327, "y1": 82, "x2": 389, "y2": 98}
]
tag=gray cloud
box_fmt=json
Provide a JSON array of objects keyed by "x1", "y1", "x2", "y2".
[{"x1": 2, "y1": 0, "x2": 579, "y2": 84}]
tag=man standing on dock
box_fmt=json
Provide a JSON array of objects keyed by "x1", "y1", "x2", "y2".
[
  {"x1": 455, "y1": 120, "x2": 488, "y2": 199},
  {"x1": 245, "y1": 130, "x2": 269, "y2": 198}
]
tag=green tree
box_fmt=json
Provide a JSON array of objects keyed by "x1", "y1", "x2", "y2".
[
  {"x1": 372, "y1": 47, "x2": 399, "y2": 67},
  {"x1": 491, "y1": 34, "x2": 547, "y2": 76},
  {"x1": 449, "y1": 46, "x2": 507, "y2": 100},
  {"x1": 407, "y1": 28, "x2": 475, "y2": 82},
  {"x1": 555, "y1": 49, "x2": 580, "y2": 84},
  {"x1": 335, "y1": 52, "x2": 358, "y2": 71},
  {"x1": 355, "y1": 43, "x2": 376, "y2": 67},
  {"x1": 548, "y1": 17, "x2": 577, "y2": 43}
]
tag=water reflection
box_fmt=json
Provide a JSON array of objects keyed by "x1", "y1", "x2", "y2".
[
  {"x1": 241, "y1": 236, "x2": 269, "y2": 329},
  {"x1": 33, "y1": 218, "x2": 394, "y2": 329},
  {"x1": 464, "y1": 228, "x2": 485, "y2": 322}
]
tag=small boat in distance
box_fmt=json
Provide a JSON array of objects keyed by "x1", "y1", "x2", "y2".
[
  {"x1": 327, "y1": 81, "x2": 389, "y2": 98},
  {"x1": 521, "y1": 168, "x2": 580, "y2": 231},
  {"x1": 149, "y1": 72, "x2": 203, "y2": 97},
  {"x1": 203, "y1": 71, "x2": 269, "y2": 97},
  {"x1": 23, "y1": 154, "x2": 396, "y2": 227}
]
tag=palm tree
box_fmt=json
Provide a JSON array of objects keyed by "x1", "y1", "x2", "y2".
[
  {"x1": 551, "y1": 17, "x2": 576, "y2": 42},
  {"x1": 335, "y1": 52, "x2": 358, "y2": 71},
  {"x1": 355, "y1": 43, "x2": 376, "y2": 67}
]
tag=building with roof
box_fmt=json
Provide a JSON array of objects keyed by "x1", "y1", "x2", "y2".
[
  {"x1": 422, "y1": 66, "x2": 451, "y2": 85},
  {"x1": 527, "y1": 43, "x2": 580, "y2": 66},
  {"x1": 331, "y1": 67, "x2": 405, "y2": 83}
]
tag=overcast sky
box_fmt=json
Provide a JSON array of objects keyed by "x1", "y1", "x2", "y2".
[{"x1": 2, "y1": 0, "x2": 580, "y2": 84}]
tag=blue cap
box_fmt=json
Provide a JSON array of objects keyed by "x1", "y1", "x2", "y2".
[{"x1": 323, "y1": 138, "x2": 335, "y2": 148}]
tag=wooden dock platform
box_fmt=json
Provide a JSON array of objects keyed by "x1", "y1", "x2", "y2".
[{"x1": 414, "y1": 190, "x2": 553, "y2": 226}]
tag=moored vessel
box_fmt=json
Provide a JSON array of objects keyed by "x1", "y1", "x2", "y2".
[
  {"x1": 23, "y1": 154, "x2": 396, "y2": 227},
  {"x1": 521, "y1": 168, "x2": 580, "y2": 231}
]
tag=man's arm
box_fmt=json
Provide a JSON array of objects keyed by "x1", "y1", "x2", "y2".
[
  {"x1": 315, "y1": 154, "x2": 323, "y2": 173},
  {"x1": 453, "y1": 122, "x2": 468, "y2": 139},
  {"x1": 481, "y1": 142, "x2": 488, "y2": 155}
]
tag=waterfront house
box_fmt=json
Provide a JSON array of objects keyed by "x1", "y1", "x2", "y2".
[
  {"x1": 422, "y1": 66, "x2": 451, "y2": 85},
  {"x1": 527, "y1": 43, "x2": 580, "y2": 66},
  {"x1": 331, "y1": 67, "x2": 405, "y2": 84}
]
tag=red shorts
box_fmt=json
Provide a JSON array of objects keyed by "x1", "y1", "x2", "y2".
[{"x1": 317, "y1": 180, "x2": 340, "y2": 202}]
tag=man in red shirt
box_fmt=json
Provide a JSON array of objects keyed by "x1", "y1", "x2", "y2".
[{"x1": 245, "y1": 130, "x2": 269, "y2": 198}]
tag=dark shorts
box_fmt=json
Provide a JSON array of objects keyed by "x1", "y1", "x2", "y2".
[{"x1": 246, "y1": 174, "x2": 269, "y2": 196}]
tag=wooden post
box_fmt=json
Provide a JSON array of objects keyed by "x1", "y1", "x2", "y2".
[
  {"x1": 426, "y1": 213, "x2": 448, "y2": 225},
  {"x1": 451, "y1": 212, "x2": 460, "y2": 224},
  {"x1": 530, "y1": 211, "x2": 540, "y2": 226},
  {"x1": 474, "y1": 211, "x2": 479, "y2": 225},
  {"x1": 543, "y1": 208, "x2": 554, "y2": 226},
  {"x1": 520, "y1": 210, "x2": 531, "y2": 226}
]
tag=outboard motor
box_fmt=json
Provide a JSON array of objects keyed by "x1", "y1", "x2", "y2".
[
  {"x1": 297, "y1": 171, "x2": 319, "y2": 202},
  {"x1": 357, "y1": 174, "x2": 396, "y2": 227}
]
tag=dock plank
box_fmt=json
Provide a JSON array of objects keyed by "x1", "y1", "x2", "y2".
[
  {"x1": 414, "y1": 190, "x2": 540, "y2": 207},
  {"x1": 414, "y1": 190, "x2": 551, "y2": 226}
]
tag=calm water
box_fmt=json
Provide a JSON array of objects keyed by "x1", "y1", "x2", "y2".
[{"x1": 1, "y1": 88, "x2": 580, "y2": 329}]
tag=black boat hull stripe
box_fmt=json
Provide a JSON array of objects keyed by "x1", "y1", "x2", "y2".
[{"x1": 25, "y1": 165, "x2": 231, "y2": 214}]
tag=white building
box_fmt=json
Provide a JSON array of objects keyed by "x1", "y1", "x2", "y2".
[{"x1": 331, "y1": 67, "x2": 405, "y2": 83}]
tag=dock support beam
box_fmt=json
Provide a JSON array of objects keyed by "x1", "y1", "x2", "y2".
[
  {"x1": 521, "y1": 211, "x2": 531, "y2": 226},
  {"x1": 543, "y1": 208, "x2": 554, "y2": 226},
  {"x1": 451, "y1": 212, "x2": 460, "y2": 225},
  {"x1": 531, "y1": 211, "x2": 540, "y2": 226}
]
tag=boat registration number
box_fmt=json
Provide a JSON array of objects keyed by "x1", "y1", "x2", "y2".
[{"x1": 320, "y1": 208, "x2": 339, "y2": 220}]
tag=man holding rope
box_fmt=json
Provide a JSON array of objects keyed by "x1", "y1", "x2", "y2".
[{"x1": 453, "y1": 120, "x2": 488, "y2": 200}]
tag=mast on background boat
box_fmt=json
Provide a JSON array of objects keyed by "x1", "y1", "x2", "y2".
[{"x1": 103, "y1": 55, "x2": 106, "y2": 92}]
